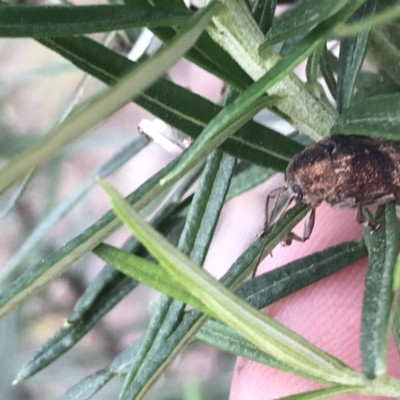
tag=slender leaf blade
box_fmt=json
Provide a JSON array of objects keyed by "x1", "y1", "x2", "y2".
[
  {"x1": 252, "y1": 0, "x2": 277, "y2": 35},
  {"x1": 337, "y1": 0, "x2": 377, "y2": 112},
  {"x1": 94, "y1": 244, "x2": 210, "y2": 314},
  {"x1": 236, "y1": 240, "x2": 367, "y2": 310},
  {"x1": 319, "y1": 44, "x2": 337, "y2": 100},
  {"x1": 267, "y1": 386, "x2": 365, "y2": 400},
  {"x1": 332, "y1": 93, "x2": 400, "y2": 138},
  {"x1": 392, "y1": 299, "x2": 400, "y2": 357},
  {"x1": 57, "y1": 340, "x2": 143, "y2": 400},
  {"x1": 361, "y1": 203, "x2": 399, "y2": 379},
  {"x1": 335, "y1": 2, "x2": 400, "y2": 36},
  {"x1": 0, "y1": 5, "x2": 192, "y2": 37},
  {"x1": 263, "y1": 0, "x2": 346, "y2": 47}
]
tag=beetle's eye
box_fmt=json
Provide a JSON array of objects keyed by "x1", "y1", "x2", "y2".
[{"x1": 292, "y1": 184, "x2": 303, "y2": 199}]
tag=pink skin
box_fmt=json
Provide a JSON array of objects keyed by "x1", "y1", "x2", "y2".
[{"x1": 229, "y1": 202, "x2": 400, "y2": 400}]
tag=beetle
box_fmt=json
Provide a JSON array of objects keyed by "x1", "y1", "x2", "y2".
[{"x1": 264, "y1": 134, "x2": 400, "y2": 245}]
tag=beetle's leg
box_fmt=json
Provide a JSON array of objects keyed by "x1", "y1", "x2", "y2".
[
  {"x1": 356, "y1": 203, "x2": 379, "y2": 232},
  {"x1": 283, "y1": 207, "x2": 315, "y2": 245},
  {"x1": 252, "y1": 187, "x2": 288, "y2": 277},
  {"x1": 262, "y1": 186, "x2": 287, "y2": 232}
]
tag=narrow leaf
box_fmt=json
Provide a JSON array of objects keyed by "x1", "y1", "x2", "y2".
[
  {"x1": 319, "y1": 44, "x2": 337, "y2": 100},
  {"x1": 57, "y1": 340, "x2": 143, "y2": 400},
  {"x1": 0, "y1": 169, "x2": 35, "y2": 219},
  {"x1": 361, "y1": 203, "x2": 399, "y2": 379},
  {"x1": 337, "y1": 0, "x2": 377, "y2": 112},
  {"x1": 393, "y1": 299, "x2": 400, "y2": 357},
  {"x1": 0, "y1": 5, "x2": 192, "y2": 37},
  {"x1": 262, "y1": 0, "x2": 346, "y2": 47},
  {"x1": 15, "y1": 273, "x2": 137, "y2": 382},
  {"x1": 335, "y1": 2, "x2": 400, "y2": 36},
  {"x1": 269, "y1": 386, "x2": 365, "y2": 400},
  {"x1": 332, "y1": 93, "x2": 400, "y2": 138},
  {"x1": 94, "y1": 244, "x2": 211, "y2": 315},
  {"x1": 236, "y1": 240, "x2": 367, "y2": 310},
  {"x1": 252, "y1": 0, "x2": 277, "y2": 35}
]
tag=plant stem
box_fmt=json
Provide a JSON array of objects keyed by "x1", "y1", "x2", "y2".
[{"x1": 206, "y1": 0, "x2": 338, "y2": 140}]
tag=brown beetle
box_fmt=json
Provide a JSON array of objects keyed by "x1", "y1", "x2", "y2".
[{"x1": 265, "y1": 134, "x2": 400, "y2": 245}]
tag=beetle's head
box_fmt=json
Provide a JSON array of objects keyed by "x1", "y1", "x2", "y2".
[{"x1": 285, "y1": 142, "x2": 336, "y2": 207}]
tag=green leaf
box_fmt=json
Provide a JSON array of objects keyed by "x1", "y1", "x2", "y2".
[
  {"x1": 236, "y1": 240, "x2": 367, "y2": 310},
  {"x1": 177, "y1": 151, "x2": 236, "y2": 263},
  {"x1": 51, "y1": 233, "x2": 394, "y2": 399},
  {"x1": 335, "y1": 2, "x2": 400, "y2": 36},
  {"x1": 262, "y1": 0, "x2": 347, "y2": 47},
  {"x1": 268, "y1": 386, "x2": 365, "y2": 400},
  {"x1": 361, "y1": 203, "x2": 399, "y2": 379},
  {"x1": 14, "y1": 271, "x2": 138, "y2": 383},
  {"x1": 319, "y1": 44, "x2": 337, "y2": 100},
  {"x1": 197, "y1": 319, "x2": 310, "y2": 378},
  {"x1": 99, "y1": 180, "x2": 365, "y2": 386},
  {"x1": 369, "y1": 22, "x2": 400, "y2": 87},
  {"x1": 393, "y1": 252, "x2": 400, "y2": 291},
  {"x1": 305, "y1": 43, "x2": 323, "y2": 87},
  {"x1": 337, "y1": 0, "x2": 377, "y2": 112},
  {"x1": 331, "y1": 93, "x2": 400, "y2": 138},
  {"x1": 0, "y1": 5, "x2": 192, "y2": 37},
  {"x1": 259, "y1": 0, "x2": 366, "y2": 54},
  {"x1": 392, "y1": 299, "x2": 400, "y2": 357},
  {"x1": 252, "y1": 0, "x2": 277, "y2": 35},
  {"x1": 94, "y1": 244, "x2": 210, "y2": 314},
  {"x1": 0, "y1": 2, "x2": 217, "y2": 194},
  {"x1": 57, "y1": 341, "x2": 143, "y2": 400},
  {"x1": 0, "y1": 169, "x2": 35, "y2": 219},
  {"x1": 39, "y1": 36, "x2": 300, "y2": 171},
  {"x1": 119, "y1": 151, "x2": 236, "y2": 400}
]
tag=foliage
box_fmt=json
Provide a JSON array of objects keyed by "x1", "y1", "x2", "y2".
[{"x1": 1, "y1": 0, "x2": 400, "y2": 399}]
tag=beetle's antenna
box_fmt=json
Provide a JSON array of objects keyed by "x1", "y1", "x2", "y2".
[{"x1": 252, "y1": 187, "x2": 291, "y2": 278}]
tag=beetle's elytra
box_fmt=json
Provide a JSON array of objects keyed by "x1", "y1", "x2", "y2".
[{"x1": 265, "y1": 134, "x2": 400, "y2": 245}]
